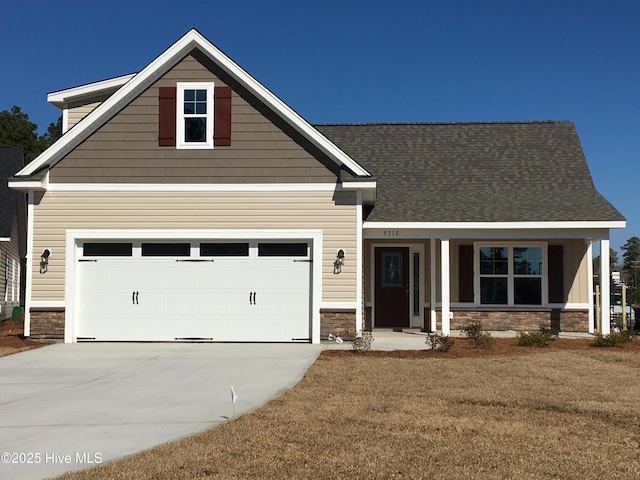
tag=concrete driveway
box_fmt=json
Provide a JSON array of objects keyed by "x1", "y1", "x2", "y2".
[{"x1": 0, "y1": 342, "x2": 322, "y2": 480}]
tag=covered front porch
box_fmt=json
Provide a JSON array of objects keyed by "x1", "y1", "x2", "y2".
[{"x1": 363, "y1": 223, "x2": 620, "y2": 336}]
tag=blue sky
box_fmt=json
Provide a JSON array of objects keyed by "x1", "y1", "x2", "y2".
[{"x1": 1, "y1": 0, "x2": 638, "y2": 255}]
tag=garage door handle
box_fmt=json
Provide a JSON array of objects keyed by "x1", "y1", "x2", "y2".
[
  {"x1": 249, "y1": 291, "x2": 256, "y2": 305},
  {"x1": 132, "y1": 291, "x2": 139, "y2": 305}
]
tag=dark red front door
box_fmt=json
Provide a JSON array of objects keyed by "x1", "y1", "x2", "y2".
[{"x1": 375, "y1": 247, "x2": 410, "y2": 328}]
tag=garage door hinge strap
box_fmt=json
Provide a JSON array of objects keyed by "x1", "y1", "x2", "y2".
[
  {"x1": 78, "y1": 259, "x2": 98, "y2": 262},
  {"x1": 293, "y1": 259, "x2": 312, "y2": 263},
  {"x1": 176, "y1": 259, "x2": 215, "y2": 262}
]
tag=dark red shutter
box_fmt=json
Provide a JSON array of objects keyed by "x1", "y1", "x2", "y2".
[
  {"x1": 158, "y1": 86, "x2": 176, "y2": 146},
  {"x1": 458, "y1": 245, "x2": 474, "y2": 302},
  {"x1": 548, "y1": 245, "x2": 564, "y2": 303},
  {"x1": 214, "y1": 86, "x2": 232, "y2": 146}
]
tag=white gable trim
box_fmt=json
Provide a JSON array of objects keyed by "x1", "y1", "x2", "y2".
[
  {"x1": 17, "y1": 29, "x2": 370, "y2": 178},
  {"x1": 47, "y1": 74, "x2": 136, "y2": 108}
]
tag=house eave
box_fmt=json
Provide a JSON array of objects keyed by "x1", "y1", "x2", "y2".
[
  {"x1": 341, "y1": 180, "x2": 376, "y2": 205},
  {"x1": 47, "y1": 74, "x2": 137, "y2": 109},
  {"x1": 8, "y1": 171, "x2": 49, "y2": 192},
  {"x1": 363, "y1": 220, "x2": 626, "y2": 240}
]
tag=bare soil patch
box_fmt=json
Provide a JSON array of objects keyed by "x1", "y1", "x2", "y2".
[
  {"x1": 0, "y1": 319, "x2": 48, "y2": 357},
  {"x1": 56, "y1": 338, "x2": 640, "y2": 480}
]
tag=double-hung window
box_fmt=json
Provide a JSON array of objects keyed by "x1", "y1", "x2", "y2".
[
  {"x1": 477, "y1": 244, "x2": 544, "y2": 306},
  {"x1": 176, "y1": 82, "x2": 214, "y2": 149}
]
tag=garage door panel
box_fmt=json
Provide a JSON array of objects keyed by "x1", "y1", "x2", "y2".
[{"x1": 76, "y1": 240, "x2": 312, "y2": 342}]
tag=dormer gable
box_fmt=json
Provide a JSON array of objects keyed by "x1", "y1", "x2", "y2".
[{"x1": 14, "y1": 29, "x2": 371, "y2": 186}]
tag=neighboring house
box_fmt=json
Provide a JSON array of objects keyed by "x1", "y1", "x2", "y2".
[
  {"x1": 9, "y1": 29, "x2": 624, "y2": 343},
  {"x1": 1, "y1": 147, "x2": 26, "y2": 320}
]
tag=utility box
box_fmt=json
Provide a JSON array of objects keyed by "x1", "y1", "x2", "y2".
[{"x1": 11, "y1": 306, "x2": 23, "y2": 323}]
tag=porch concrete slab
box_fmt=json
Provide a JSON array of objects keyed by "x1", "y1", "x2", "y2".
[{"x1": 0, "y1": 342, "x2": 322, "y2": 480}]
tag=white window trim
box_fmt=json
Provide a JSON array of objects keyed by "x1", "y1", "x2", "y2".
[
  {"x1": 474, "y1": 242, "x2": 548, "y2": 307},
  {"x1": 176, "y1": 82, "x2": 214, "y2": 149}
]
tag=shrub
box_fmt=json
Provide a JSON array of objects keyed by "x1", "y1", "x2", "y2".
[
  {"x1": 592, "y1": 331, "x2": 632, "y2": 348},
  {"x1": 351, "y1": 331, "x2": 374, "y2": 353},
  {"x1": 460, "y1": 319, "x2": 483, "y2": 339},
  {"x1": 460, "y1": 320, "x2": 494, "y2": 349},
  {"x1": 516, "y1": 326, "x2": 557, "y2": 347},
  {"x1": 425, "y1": 333, "x2": 455, "y2": 352}
]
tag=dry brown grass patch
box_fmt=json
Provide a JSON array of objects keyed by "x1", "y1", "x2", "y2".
[{"x1": 56, "y1": 343, "x2": 640, "y2": 480}]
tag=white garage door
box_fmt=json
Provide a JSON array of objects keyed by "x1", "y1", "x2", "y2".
[{"x1": 75, "y1": 240, "x2": 312, "y2": 342}]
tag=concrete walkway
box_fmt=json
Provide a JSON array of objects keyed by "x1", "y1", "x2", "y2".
[
  {"x1": 322, "y1": 328, "x2": 595, "y2": 350},
  {"x1": 0, "y1": 342, "x2": 322, "y2": 480}
]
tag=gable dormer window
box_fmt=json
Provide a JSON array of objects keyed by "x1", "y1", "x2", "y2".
[
  {"x1": 176, "y1": 82, "x2": 214, "y2": 149},
  {"x1": 159, "y1": 84, "x2": 232, "y2": 148}
]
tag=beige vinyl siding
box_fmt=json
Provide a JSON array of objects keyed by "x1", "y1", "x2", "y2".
[
  {"x1": 1, "y1": 214, "x2": 21, "y2": 319},
  {"x1": 50, "y1": 55, "x2": 338, "y2": 184},
  {"x1": 67, "y1": 101, "x2": 102, "y2": 131},
  {"x1": 31, "y1": 189, "x2": 357, "y2": 303},
  {"x1": 558, "y1": 239, "x2": 589, "y2": 304}
]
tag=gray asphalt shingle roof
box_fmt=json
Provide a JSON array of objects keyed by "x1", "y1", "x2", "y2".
[
  {"x1": 0, "y1": 147, "x2": 24, "y2": 238},
  {"x1": 315, "y1": 121, "x2": 624, "y2": 223}
]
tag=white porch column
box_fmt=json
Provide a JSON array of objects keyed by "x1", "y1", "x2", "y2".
[
  {"x1": 24, "y1": 190, "x2": 35, "y2": 337},
  {"x1": 586, "y1": 241, "x2": 594, "y2": 334},
  {"x1": 430, "y1": 238, "x2": 437, "y2": 332},
  {"x1": 441, "y1": 238, "x2": 450, "y2": 335},
  {"x1": 599, "y1": 239, "x2": 610, "y2": 335}
]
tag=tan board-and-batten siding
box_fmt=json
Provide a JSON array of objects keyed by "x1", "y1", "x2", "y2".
[
  {"x1": 52, "y1": 54, "x2": 340, "y2": 184},
  {"x1": 30, "y1": 190, "x2": 358, "y2": 303}
]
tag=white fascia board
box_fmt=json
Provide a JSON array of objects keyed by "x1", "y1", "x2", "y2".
[
  {"x1": 47, "y1": 182, "x2": 339, "y2": 192},
  {"x1": 364, "y1": 221, "x2": 625, "y2": 240},
  {"x1": 18, "y1": 29, "x2": 370, "y2": 179},
  {"x1": 340, "y1": 181, "x2": 377, "y2": 190},
  {"x1": 364, "y1": 221, "x2": 626, "y2": 230},
  {"x1": 47, "y1": 74, "x2": 136, "y2": 108},
  {"x1": 0, "y1": 238, "x2": 10, "y2": 242},
  {"x1": 8, "y1": 171, "x2": 49, "y2": 192}
]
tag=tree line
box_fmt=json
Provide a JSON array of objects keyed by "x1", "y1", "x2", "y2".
[
  {"x1": 0, "y1": 106, "x2": 62, "y2": 163},
  {"x1": 594, "y1": 237, "x2": 640, "y2": 304}
]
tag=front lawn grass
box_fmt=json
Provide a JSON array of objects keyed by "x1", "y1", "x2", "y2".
[{"x1": 57, "y1": 348, "x2": 640, "y2": 479}]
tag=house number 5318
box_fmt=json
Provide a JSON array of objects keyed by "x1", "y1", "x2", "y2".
[{"x1": 384, "y1": 230, "x2": 400, "y2": 237}]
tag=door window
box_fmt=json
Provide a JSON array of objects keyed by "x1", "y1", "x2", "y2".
[{"x1": 381, "y1": 252, "x2": 403, "y2": 287}]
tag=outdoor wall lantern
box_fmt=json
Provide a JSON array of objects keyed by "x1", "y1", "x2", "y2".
[
  {"x1": 334, "y1": 249, "x2": 345, "y2": 274},
  {"x1": 40, "y1": 249, "x2": 51, "y2": 274}
]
